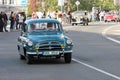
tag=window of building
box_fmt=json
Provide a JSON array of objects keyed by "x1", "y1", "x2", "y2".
[
  {"x1": 4, "y1": 0, "x2": 7, "y2": 4},
  {"x1": 10, "y1": 0, "x2": 14, "y2": 4},
  {"x1": 2, "y1": 0, "x2": 7, "y2": 4}
]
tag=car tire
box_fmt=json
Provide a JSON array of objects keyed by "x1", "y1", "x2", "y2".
[
  {"x1": 72, "y1": 23, "x2": 74, "y2": 26},
  {"x1": 56, "y1": 56, "x2": 61, "y2": 59},
  {"x1": 105, "y1": 20, "x2": 107, "y2": 22},
  {"x1": 26, "y1": 54, "x2": 33, "y2": 64},
  {"x1": 20, "y1": 54, "x2": 25, "y2": 60},
  {"x1": 64, "y1": 53, "x2": 71, "y2": 63}
]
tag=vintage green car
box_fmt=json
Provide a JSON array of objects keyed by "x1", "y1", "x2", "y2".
[{"x1": 17, "y1": 18, "x2": 73, "y2": 64}]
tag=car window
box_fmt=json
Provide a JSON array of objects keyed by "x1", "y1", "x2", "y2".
[{"x1": 28, "y1": 22, "x2": 62, "y2": 32}]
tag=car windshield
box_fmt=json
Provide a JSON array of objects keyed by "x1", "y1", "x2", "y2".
[{"x1": 28, "y1": 22, "x2": 62, "y2": 33}]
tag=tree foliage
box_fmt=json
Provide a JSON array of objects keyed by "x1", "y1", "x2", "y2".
[{"x1": 28, "y1": 0, "x2": 120, "y2": 15}]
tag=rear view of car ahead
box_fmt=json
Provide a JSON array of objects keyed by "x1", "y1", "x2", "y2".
[{"x1": 17, "y1": 19, "x2": 73, "y2": 64}]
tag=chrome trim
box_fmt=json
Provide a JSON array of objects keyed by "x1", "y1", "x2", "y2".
[
  {"x1": 27, "y1": 52, "x2": 39, "y2": 55},
  {"x1": 64, "y1": 50, "x2": 73, "y2": 53},
  {"x1": 27, "y1": 50, "x2": 72, "y2": 55},
  {"x1": 38, "y1": 46, "x2": 61, "y2": 50}
]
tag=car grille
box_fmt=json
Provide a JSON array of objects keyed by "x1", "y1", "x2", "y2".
[{"x1": 38, "y1": 41, "x2": 62, "y2": 51}]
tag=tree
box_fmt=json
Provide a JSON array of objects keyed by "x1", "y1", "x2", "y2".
[{"x1": 27, "y1": 0, "x2": 120, "y2": 15}]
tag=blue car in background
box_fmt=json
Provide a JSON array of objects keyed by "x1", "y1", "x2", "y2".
[{"x1": 17, "y1": 18, "x2": 73, "y2": 64}]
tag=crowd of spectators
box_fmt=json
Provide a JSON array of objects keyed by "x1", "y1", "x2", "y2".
[{"x1": 0, "y1": 11, "x2": 26, "y2": 32}]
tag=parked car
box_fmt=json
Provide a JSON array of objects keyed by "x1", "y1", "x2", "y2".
[
  {"x1": 104, "y1": 13, "x2": 116, "y2": 22},
  {"x1": 17, "y1": 18, "x2": 73, "y2": 64},
  {"x1": 71, "y1": 11, "x2": 89, "y2": 26}
]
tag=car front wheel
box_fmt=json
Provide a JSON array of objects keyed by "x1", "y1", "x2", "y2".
[
  {"x1": 26, "y1": 54, "x2": 33, "y2": 64},
  {"x1": 20, "y1": 54, "x2": 25, "y2": 60},
  {"x1": 64, "y1": 53, "x2": 72, "y2": 63}
]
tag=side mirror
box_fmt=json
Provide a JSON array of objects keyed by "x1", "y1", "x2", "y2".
[{"x1": 20, "y1": 31, "x2": 27, "y2": 37}]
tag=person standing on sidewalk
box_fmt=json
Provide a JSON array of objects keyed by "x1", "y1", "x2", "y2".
[
  {"x1": 2, "y1": 11, "x2": 8, "y2": 32},
  {"x1": 9, "y1": 11, "x2": 14, "y2": 31},
  {"x1": 18, "y1": 13, "x2": 24, "y2": 30},
  {"x1": 0, "y1": 12, "x2": 4, "y2": 32},
  {"x1": 68, "y1": 11, "x2": 72, "y2": 24},
  {"x1": 15, "y1": 12, "x2": 19, "y2": 30}
]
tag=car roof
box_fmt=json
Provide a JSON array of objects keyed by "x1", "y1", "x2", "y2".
[
  {"x1": 25, "y1": 18, "x2": 60, "y2": 24},
  {"x1": 72, "y1": 11, "x2": 86, "y2": 17}
]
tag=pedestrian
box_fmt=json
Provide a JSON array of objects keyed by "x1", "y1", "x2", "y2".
[
  {"x1": 0, "y1": 12, "x2": 4, "y2": 32},
  {"x1": 54, "y1": 10, "x2": 58, "y2": 19},
  {"x1": 23, "y1": 12, "x2": 26, "y2": 22},
  {"x1": 68, "y1": 11, "x2": 72, "y2": 24},
  {"x1": 20, "y1": 12, "x2": 26, "y2": 30},
  {"x1": 13, "y1": 12, "x2": 17, "y2": 30},
  {"x1": 31, "y1": 11, "x2": 37, "y2": 19},
  {"x1": 9, "y1": 11, "x2": 14, "y2": 31},
  {"x1": 18, "y1": 13, "x2": 24, "y2": 30},
  {"x1": 2, "y1": 11, "x2": 8, "y2": 32},
  {"x1": 15, "y1": 12, "x2": 19, "y2": 30},
  {"x1": 43, "y1": 11, "x2": 46, "y2": 18},
  {"x1": 99, "y1": 10, "x2": 105, "y2": 22}
]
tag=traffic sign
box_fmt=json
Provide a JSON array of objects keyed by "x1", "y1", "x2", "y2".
[
  {"x1": 58, "y1": 0, "x2": 64, "y2": 6},
  {"x1": 75, "y1": 1, "x2": 80, "y2": 11},
  {"x1": 75, "y1": 1, "x2": 80, "y2": 6}
]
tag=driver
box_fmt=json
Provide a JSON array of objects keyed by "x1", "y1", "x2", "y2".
[
  {"x1": 29, "y1": 24, "x2": 36, "y2": 32},
  {"x1": 47, "y1": 22, "x2": 54, "y2": 30}
]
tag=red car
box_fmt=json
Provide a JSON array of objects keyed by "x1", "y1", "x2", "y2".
[{"x1": 104, "y1": 13, "x2": 116, "y2": 22}]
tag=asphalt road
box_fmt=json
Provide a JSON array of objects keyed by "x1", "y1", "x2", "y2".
[{"x1": 0, "y1": 22, "x2": 120, "y2": 80}]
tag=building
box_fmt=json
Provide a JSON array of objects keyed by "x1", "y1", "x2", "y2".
[{"x1": 0, "y1": 0, "x2": 27, "y2": 13}]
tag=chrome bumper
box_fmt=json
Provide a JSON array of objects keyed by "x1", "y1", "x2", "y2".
[{"x1": 27, "y1": 50, "x2": 73, "y2": 55}]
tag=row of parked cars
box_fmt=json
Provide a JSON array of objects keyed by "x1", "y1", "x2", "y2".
[{"x1": 71, "y1": 11, "x2": 120, "y2": 26}]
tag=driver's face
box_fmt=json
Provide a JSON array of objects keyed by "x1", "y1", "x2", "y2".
[{"x1": 48, "y1": 26, "x2": 53, "y2": 30}]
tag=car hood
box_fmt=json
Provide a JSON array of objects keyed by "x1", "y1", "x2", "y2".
[{"x1": 27, "y1": 32, "x2": 65, "y2": 44}]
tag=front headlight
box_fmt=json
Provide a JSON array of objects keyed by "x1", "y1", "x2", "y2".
[
  {"x1": 66, "y1": 39, "x2": 72, "y2": 44},
  {"x1": 27, "y1": 40, "x2": 33, "y2": 46},
  {"x1": 60, "y1": 34, "x2": 64, "y2": 39}
]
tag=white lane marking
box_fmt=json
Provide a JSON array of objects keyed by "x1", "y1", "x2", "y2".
[
  {"x1": 72, "y1": 58, "x2": 120, "y2": 80},
  {"x1": 102, "y1": 25, "x2": 120, "y2": 44}
]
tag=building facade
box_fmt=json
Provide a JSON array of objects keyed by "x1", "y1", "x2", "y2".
[
  {"x1": 0, "y1": 0, "x2": 26, "y2": 12},
  {"x1": 0, "y1": 0, "x2": 24, "y2": 6}
]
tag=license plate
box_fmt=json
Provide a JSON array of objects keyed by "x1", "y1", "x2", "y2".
[{"x1": 43, "y1": 51, "x2": 59, "y2": 55}]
